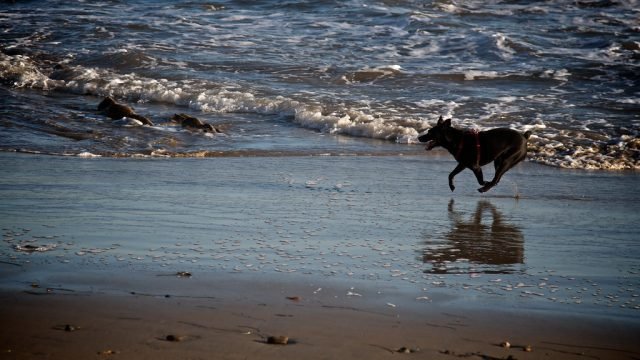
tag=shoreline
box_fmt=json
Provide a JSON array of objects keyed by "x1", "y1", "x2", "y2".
[{"x1": 4, "y1": 148, "x2": 640, "y2": 172}]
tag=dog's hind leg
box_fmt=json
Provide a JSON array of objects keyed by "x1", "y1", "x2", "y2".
[
  {"x1": 478, "y1": 151, "x2": 525, "y2": 193},
  {"x1": 471, "y1": 167, "x2": 489, "y2": 187},
  {"x1": 448, "y1": 163, "x2": 465, "y2": 192},
  {"x1": 478, "y1": 158, "x2": 506, "y2": 193}
]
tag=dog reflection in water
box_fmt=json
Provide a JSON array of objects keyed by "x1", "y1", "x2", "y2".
[{"x1": 422, "y1": 200, "x2": 524, "y2": 274}]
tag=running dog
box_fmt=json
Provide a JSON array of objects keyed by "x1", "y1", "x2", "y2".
[{"x1": 418, "y1": 116, "x2": 530, "y2": 193}]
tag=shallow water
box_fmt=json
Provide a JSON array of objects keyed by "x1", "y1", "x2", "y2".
[
  {"x1": 1, "y1": 153, "x2": 638, "y2": 318},
  {"x1": 1, "y1": 0, "x2": 639, "y2": 169}
]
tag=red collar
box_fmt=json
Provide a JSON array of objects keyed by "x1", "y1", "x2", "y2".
[{"x1": 456, "y1": 129, "x2": 481, "y2": 166}]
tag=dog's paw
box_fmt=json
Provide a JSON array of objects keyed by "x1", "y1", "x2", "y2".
[{"x1": 449, "y1": 184, "x2": 455, "y2": 192}]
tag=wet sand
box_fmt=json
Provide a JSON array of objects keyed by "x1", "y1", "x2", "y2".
[
  {"x1": 1, "y1": 152, "x2": 639, "y2": 359},
  {"x1": 1, "y1": 276, "x2": 639, "y2": 360}
]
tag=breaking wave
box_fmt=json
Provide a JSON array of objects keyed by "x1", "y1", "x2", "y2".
[
  {"x1": 1, "y1": 0, "x2": 639, "y2": 173},
  {"x1": 2, "y1": 50, "x2": 639, "y2": 169}
]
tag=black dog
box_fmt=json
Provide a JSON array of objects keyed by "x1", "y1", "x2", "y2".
[{"x1": 418, "y1": 116, "x2": 530, "y2": 193}]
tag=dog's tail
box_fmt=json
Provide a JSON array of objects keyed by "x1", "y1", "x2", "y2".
[{"x1": 523, "y1": 130, "x2": 532, "y2": 139}]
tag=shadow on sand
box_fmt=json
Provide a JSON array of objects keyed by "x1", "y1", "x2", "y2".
[{"x1": 422, "y1": 199, "x2": 524, "y2": 274}]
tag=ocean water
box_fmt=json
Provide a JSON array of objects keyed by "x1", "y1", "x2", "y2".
[{"x1": 1, "y1": 0, "x2": 638, "y2": 169}]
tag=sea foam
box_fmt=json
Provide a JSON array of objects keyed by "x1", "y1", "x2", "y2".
[{"x1": 5, "y1": 54, "x2": 421, "y2": 144}]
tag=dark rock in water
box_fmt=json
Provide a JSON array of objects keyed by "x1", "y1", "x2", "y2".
[
  {"x1": 172, "y1": 113, "x2": 221, "y2": 133},
  {"x1": 97, "y1": 96, "x2": 154, "y2": 126},
  {"x1": 574, "y1": 0, "x2": 618, "y2": 8},
  {"x1": 621, "y1": 41, "x2": 640, "y2": 51}
]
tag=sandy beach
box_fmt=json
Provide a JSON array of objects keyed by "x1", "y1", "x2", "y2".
[
  {"x1": 1, "y1": 152, "x2": 639, "y2": 359},
  {"x1": 1, "y1": 276, "x2": 639, "y2": 360}
]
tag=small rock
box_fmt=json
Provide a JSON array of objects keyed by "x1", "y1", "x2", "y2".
[
  {"x1": 286, "y1": 296, "x2": 301, "y2": 302},
  {"x1": 396, "y1": 347, "x2": 419, "y2": 354},
  {"x1": 176, "y1": 271, "x2": 192, "y2": 278},
  {"x1": 98, "y1": 349, "x2": 117, "y2": 356},
  {"x1": 523, "y1": 344, "x2": 533, "y2": 352},
  {"x1": 621, "y1": 41, "x2": 640, "y2": 51},
  {"x1": 53, "y1": 324, "x2": 80, "y2": 332},
  {"x1": 267, "y1": 336, "x2": 289, "y2": 345},
  {"x1": 500, "y1": 341, "x2": 511, "y2": 348},
  {"x1": 166, "y1": 334, "x2": 185, "y2": 342}
]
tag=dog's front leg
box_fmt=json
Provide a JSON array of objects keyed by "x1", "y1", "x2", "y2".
[{"x1": 448, "y1": 163, "x2": 465, "y2": 192}]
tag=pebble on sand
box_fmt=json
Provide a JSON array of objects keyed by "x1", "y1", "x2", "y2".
[
  {"x1": 267, "y1": 336, "x2": 289, "y2": 345},
  {"x1": 165, "y1": 334, "x2": 186, "y2": 342}
]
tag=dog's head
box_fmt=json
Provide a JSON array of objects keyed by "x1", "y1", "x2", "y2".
[{"x1": 418, "y1": 115, "x2": 452, "y2": 150}]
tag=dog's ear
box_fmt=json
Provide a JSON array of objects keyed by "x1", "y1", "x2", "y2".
[
  {"x1": 443, "y1": 118, "x2": 452, "y2": 127},
  {"x1": 437, "y1": 115, "x2": 443, "y2": 125}
]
